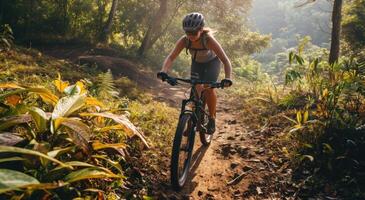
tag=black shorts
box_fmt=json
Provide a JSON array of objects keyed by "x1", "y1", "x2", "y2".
[{"x1": 190, "y1": 57, "x2": 221, "y2": 82}]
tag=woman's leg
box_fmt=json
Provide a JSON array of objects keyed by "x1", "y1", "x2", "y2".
[
  {"x1": 196, "y1": 85, "x2": 216, "y2": 117},
  {"x1": 195, "y1": 84, "x2": 204, "y2": 99},
  {"x1": 204, "y1": 88, "x2": 216, "y2": 118}
]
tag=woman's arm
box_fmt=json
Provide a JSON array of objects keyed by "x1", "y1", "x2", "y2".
[
  {"x1": 160, "y1": 36, "x2": 186, "y2": 73},
  {"x1": 206, "y1": 35, "x2": 232, "y2": 79}
]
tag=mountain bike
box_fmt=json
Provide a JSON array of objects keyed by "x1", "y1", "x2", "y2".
[{"x1": 160, "y1": 75, "x2": 224, "y2": 190}]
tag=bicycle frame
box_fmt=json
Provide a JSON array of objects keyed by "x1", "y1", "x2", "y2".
[
  {"x1": 180, "y1": 84, "x2": 210, "y2": 129},
  {"x1": 163, "y1": 75, "x2": 222, "y2": 133}
]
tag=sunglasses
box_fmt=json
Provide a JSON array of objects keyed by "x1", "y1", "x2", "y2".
[{"x1": 185, "y1": 31, "x2": 199, "y2": 36}]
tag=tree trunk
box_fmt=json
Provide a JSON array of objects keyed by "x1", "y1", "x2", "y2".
[
  {"x1": 329, "y1": 0, "x2": 343, "y2": 65},
  {"x1": 137, "y1": 0, "x2": 167, "y2": 56},
  {"x1": 57, "y1": 0, "x2": 68, "y2": 35},
  {"x1": 25, "y1": 0, "x2": 35, "y2": 43},
  {"x1": 0, "y1": 0, "x2": 3, "y2": 24},
  {"x1": 62, "y1": 0, "x2": 68, "y2": 33},
  {"x1": 99, "y1": 0, "x2": 119, "y2": 44},
  {"x1": 97, "y1": 0, "x2": 107, "y2": 31}
]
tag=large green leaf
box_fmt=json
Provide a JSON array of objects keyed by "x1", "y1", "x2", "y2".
[
  {"x1": 0, "y1": 145, "x2": 72, "y2": 169},
  {"x1": 28, "y1": 88, "x2": 59, "y2": 105},
  {"x1": 47, "y1": 146, "x2": 74, "y2": 158},
  {"x1": 0, "y1": 87, "x2": 58, "y2": 105},
  {"x1": 51, "y1": 161, "x2": 95, "y2": 172},
  {"x1": 18, "y1": 182, "x2": 67, "y2": 191},
  {"x1": 0, "y1": 114, "x2": 32, "y2": 131},
  {"x1": 91, "y1": 141, "x2": 126, "y2": 151},
  {"x1": 92, "y1": 141, "x2": 126, "y2": 157},
  {"x1": 51, "y1": 94, "x2": 86, "y2": 120},
  {"x1": 55, "y1": 117, "x2": 91, "y2": 154},
  {"x1": 0, "y1": 83, "x2": 24, "y2": 89},
  {"x1": 64, "y1": 168, "x2": 121, "y2": 183},
  {"x1": 0, "y1": 132, "x2": 26, "y2": 146},
  {"x1": 0, "y1": 169, "x2": 39, "y2": 194},
  {"x1": 64, "y1": 84, "x2": 81, "y2": 96},
  {"x1": 0, "y1": 156, "x2": 26, "y2": 163},
  {"x1": 80, "y1": 112, "x2": 149, "y2": 148},
  {"x1": 28, "y1": 107, "x2": 49, "y2": 133},
  {"x1": 92, "y1": 155, "x2": 124, "y2": 174}
]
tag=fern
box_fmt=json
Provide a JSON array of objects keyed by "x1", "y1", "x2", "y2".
[
  {"x1": 0, "y1": 24, "x2": 14, "y2": 51},
  {"x1": 96, "y1": 69, "x2": 119, "y2": 99}
]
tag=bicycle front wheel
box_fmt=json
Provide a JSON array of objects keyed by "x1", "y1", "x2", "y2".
[{"x1": 170, "y1": 113, "x2": 195, "y2": 190}]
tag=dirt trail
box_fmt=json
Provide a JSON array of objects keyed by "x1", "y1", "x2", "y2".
[{"x1": 154, "y1": 87, "x2": 280, "y2": 200}]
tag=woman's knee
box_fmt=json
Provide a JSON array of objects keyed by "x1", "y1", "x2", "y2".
[
  {"x1": 206, "y1": 88, "x2": 216, "y2": 94},
  {"x1": 205, "y1": 88, "x2": 216, "y2": 98}
]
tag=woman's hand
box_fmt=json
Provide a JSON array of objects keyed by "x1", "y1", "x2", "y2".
[
  {"x1": 157, "y1": 71, "x2": 169, "y2": 81},
  {"x1": 221, "y1": 79, "x2": 233, "y2": 88}
]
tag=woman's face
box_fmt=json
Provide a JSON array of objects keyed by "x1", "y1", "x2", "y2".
[{"x1": 186, "y1": 29, "x2": 203, "y2": 42}]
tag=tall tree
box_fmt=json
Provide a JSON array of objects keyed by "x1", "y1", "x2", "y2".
[
  {"x1": 99, "y1": 0, "x2": 119, "y2": 44},
  {"x1": 0, "y1": 0, "x2": 3, "y2": 24},
  {"x1": 97, "y1": 0, "x2": 107, "y2": 32},
  {"x1": 137, "y1": 0, "x2": 167, "y2": 56},
  {"x1": 329, "y1": 0, "x2": 343, "y2": 64},
  {"x1": 297, "y1": 0, "x2": 343, "y2": 64}
]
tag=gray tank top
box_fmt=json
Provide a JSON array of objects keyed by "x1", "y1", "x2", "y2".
[{"x1": 185, "y1": 34, "x2": 217, "y2": 63}]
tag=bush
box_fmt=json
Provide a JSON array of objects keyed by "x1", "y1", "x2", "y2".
[
  {"x1": 0, "y1": 75, "x2": 148, "y2": 199},
  {"x1": 282, "y1": 51, "x2": 365, "y2": 197}
]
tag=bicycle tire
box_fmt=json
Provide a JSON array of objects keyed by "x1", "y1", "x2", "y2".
[
  {"x1": 170, "y1": 113, "x2": 195, "y2": 190},
  {"x1": 199, "y1": 99, "x2": 213, "y2": 145}
]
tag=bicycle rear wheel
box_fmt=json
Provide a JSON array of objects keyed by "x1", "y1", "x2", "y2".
[
  {"x1": 199, "y1": 100, "x2": 213, "y2": 145},
  {"x1": 170, "y1": 113, "x2": 195, "y2": 190}
]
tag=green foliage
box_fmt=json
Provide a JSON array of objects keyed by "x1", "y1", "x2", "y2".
[
  {"x1": 251, "y1": 0, "x2": 332, "y2": 76},
  {"x1": 114, "y1": 77, "x2": 142, "y2": 100},
  {"x1": 251, "y1": 0, "x2": 331, "y2": 46},
  {"x1": 281, "y1": 50, "x2": 365, "y2": 196},
  {"x1": 0, "y1": 24, "x2": 13, "y2": 51},
  {"x1": 0, "y1": 76, "x2": 147, "y2": 198},
  {"x1": 262, "y1": 36, "x2": 328, "y2": 83},
  {"x1": 278, "y1": 91, "x2": 308, "y2": 109},
  {"x1": 94, "y1": 69, "x2": 119, "y2": 100},
  {"x1": 129, "y1": 101, "x2": 178, "y2": 151},
  {"x1": 342, "y1": 0, "x2": 365, "y2": 52},
  {"x1": 233, "y1": 57, "x2": 265, "y2": 82},
  {"x1": 0, "y1": 0, "x2": 271, "y2": 78}
]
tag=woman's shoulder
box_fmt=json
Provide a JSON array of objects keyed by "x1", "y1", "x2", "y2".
[
  {"x1": 178, "y1": 35, "x2": 188, "y2": 43},
  {"x1": 202, "y1": 31, "x2": 215, "y2": 43},
  {"x1": 174, "y1": 35, "x2": 188, "y2": 47},
  {"x1": 203, "y1": 32, "x2": 215, "y2": 46}
]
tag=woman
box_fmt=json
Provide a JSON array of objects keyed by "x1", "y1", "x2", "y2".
[{"x1": 157, "y1": 12, "x2": 233, "y2": 134}]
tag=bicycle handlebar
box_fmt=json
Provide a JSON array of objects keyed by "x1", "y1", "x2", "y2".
[{"x1": 163, "y1": 75, "x2": 223, "y2": 88}]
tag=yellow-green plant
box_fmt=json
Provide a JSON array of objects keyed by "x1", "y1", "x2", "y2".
[
  {"x1": 282, "y1": 50, "x2": 365, "y2": 195},
  {"x1": 0, "y1": 74, "x2": 148, "y2": 199}
]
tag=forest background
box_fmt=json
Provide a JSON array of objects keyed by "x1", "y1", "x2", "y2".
[{"x1": 0, "y1": 0, "x2": 364, "y2": 199}]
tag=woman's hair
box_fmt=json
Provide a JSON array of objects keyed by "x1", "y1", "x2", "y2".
[{"x1": 202, "y1": 27, "x2": 217, "y2": 36}]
